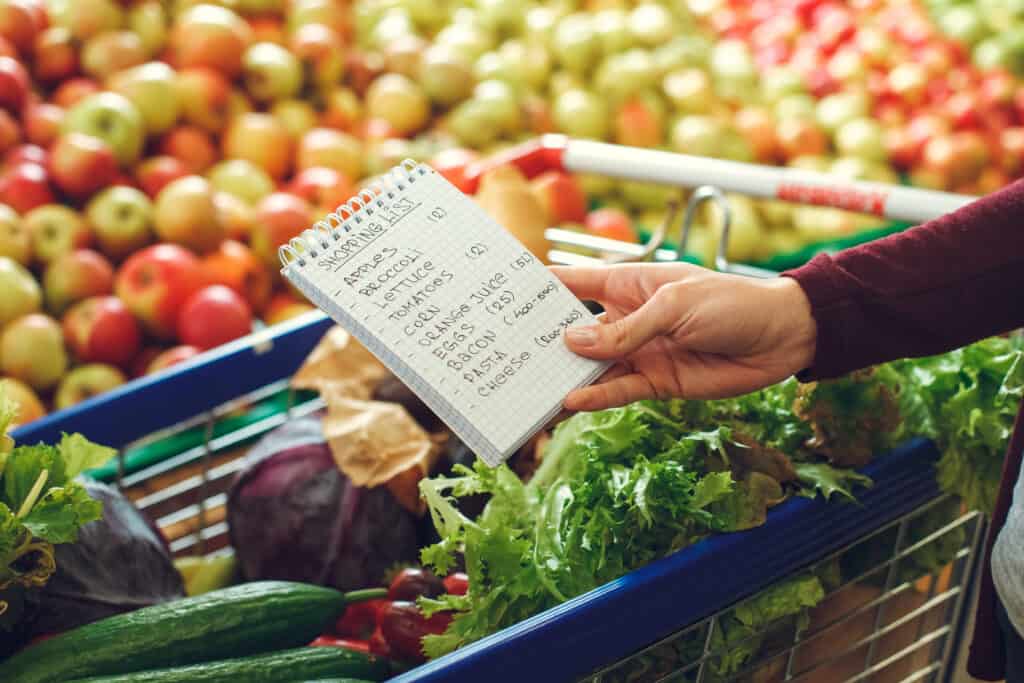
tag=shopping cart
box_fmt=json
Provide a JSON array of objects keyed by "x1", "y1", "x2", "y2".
[{"x1": 9, "y1": 139, "x2": 987, "y2": 683}]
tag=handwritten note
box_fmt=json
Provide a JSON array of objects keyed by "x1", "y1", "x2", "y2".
[{"x1": 283, "y1": 164, "x2": 608, "y2": 466}]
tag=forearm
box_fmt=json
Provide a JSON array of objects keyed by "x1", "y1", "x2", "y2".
[{"x1": 784, "y1": 178, "x2": 1024, "y2": 381}]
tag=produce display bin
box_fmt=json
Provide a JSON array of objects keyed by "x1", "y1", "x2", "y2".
[{"x1": 9, "y1": 141, "x2": 989, "y2": 683}]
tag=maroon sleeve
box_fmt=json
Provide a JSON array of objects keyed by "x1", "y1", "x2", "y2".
[{"x1": 783, "y1": 178, "x2": 1024, "y2": 381}]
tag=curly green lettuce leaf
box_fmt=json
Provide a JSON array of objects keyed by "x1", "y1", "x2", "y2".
[
  {"x1": 794, "y1": 462, "x2": 873, "y2": 502},
  {"x1": 21, "y1": 482, "x2": 103, "y2": 544}
]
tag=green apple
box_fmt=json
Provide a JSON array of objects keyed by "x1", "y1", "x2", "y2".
[
  {"x1": 552, "y1": 14, "x2": 599, "y2": 76},
  {"x1": 207, "y1": 159, "x2": 274, "y2": 205},
  {"x1": 54, "y1": 363, "x2": 127, "y2": 410},
  {"x1": 62, "y1": 92, "x2": 146, "y2": 166},
  {"x1": 0, "y1": 313, "x2": 68, "y2": 391},
  {"x1": 107, "y1": 61, "x2": 181, "y2": 134},
  {"x1": 553, "y1": 88, "x2": 608, "y2": 140},
  {"x1": 85, "y1": 186, "x2": 155, "y2": 260},
  {"x1": 129, "y1": 1, "x2": 168, "y2": 56},
  {"x1": 0, "y1": 256, "x2": 41, "y2": 327},
  {"x1": 81, "y1": 30, "x2": 148, "y2": 80},
  {"x1": 270, "y1": 99, "x2": 317, "y2": 140},
  {"x1": 419, "y1": 44, "x2": 474, "y2": 106},
  {"x1": 0, "y1": 203, "x2": 29, "y2": 265},
  {"x1": 24, "y1": 204, "x2": 92, "y2": 264},
  {"x1": 52, "y1": 0, "x2": 124, "y2": 41},
  {"x1": 242, "y1": 41, "x2": 303, "y2": 103},
  {"x1": 365, "y1": 73, "x2": 430, "y2": 136}
]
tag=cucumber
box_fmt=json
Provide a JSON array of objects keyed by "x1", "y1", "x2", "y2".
[
  {"x1": 3, "y1": 581, "x2": 379, "y2": 683},
  {"x1": 64, "y1": 647, "x2": 389, "y2": 682}
]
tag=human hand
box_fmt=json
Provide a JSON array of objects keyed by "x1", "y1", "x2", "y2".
[{"x1": 552, "y1": 262, "x2": 817, "y2": 412}]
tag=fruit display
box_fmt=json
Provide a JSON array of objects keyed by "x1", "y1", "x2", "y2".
[{"x1": 0, "y1": 0, "x2": 1020, "y2": 428}]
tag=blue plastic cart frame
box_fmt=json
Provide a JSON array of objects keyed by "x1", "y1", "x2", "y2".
[{"x1": 10, "y1": 310, "x2": 985, "y2": 683}]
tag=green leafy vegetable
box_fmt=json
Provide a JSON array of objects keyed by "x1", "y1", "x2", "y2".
[
  {"x1": 794, "y1": 462, "x2": 873, "y2": 502},
  {"x1": 0, "y1": 390, "x2": 115, "y2": 598},
  {"x1": 418, "y1": 335, "x2": 1024, "y2": 669}
]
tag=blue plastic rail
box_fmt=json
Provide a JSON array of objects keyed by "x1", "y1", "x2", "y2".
[
  {"x1": 392, "y1": 438, "x2": 943, "y2": 683},
  {"x1": 10, "y1": 311, "x2": 333, "y2": 449}
]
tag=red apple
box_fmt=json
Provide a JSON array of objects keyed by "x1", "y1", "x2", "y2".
[
  {"x1": 114, "y1": 243, "x2": 207, "y2": 339},
  {"x1": 319, "y1": 86, "x2": 361, "y2": 131},
  {"x1": 613, "y1": 97, "x2": 664, "y2": 148},
  {"x1": 0, "y1": 312, "x2": 68, "y2": 391},
  {"x1": 0, "y1": 55, "x2": 30, "y2": 112},
  {"x1": 159, "y1": 125, "x2": 217, "y2": 174},
  {"x1": 0, "y1": 107, "x2": 18, "y2": 154},
  {"x1": 176, "y1": 66, "x2": 232, "y2": 133},
  {"x1": 48, "y1": 132, "x2": 119, "y2": 198},
  {"x1": 177, "y1": 284, "x2": 252, "y2": 350},
  {"x1": 23, "y1": 102, "x2": 63, "y2": 147},
  {"x1": 213, "y1": 191, "x2": 256, "y2": 241},
  {"x1": 201, "y1": 239, "x2": 271, "y2": 312},
  {"x1": 62, "y1": 295, "x2": 141, "y2": 367},
  {"x1": 0, "y1": 162, "x2": 54, "y2": 213},
  {"x1": 130, "y1": 345, "x2": 161, "y2": 377},
  {"x1": 776, "y1": 118, "x2": 828, "y2": 159},
  {"x1": 54, "y1": 363, "x2": 127, "y2": 410},
  {"x1": 135, "y1": 155, "x2": 189, "y2": 199},
  {"x1": 530, "y1": 172, "x2": 588, "y2": 225},
  {"x1": 287, "y1": 167, "x2": 354, "y2": 211},
  {"x1": 290, "y1": 23, "x2": 344, "y2": 91},
  {"x1": 222, "y1": 112, "x2": 292, "y2": 180},
  {"x1": 146, "y1": 344, "x2": 201, "y2": 375},
  {"x1": 250, "y1": 191, "x2": 311, "y2": 266},
  {"x1": 32, "y1": 26, "x2": 77, "y2": 83},
  {"x1": 51, "y1": 77, "x2": 100, "y2": 108},
  {"x1": 585, "y1": 207, "x2": 638, "y2": 243},
  {"x1": 0, "y1": 0, "x2": 42, "y2": 54},
  {"x1": 153, "y1": 175, "x2": 225, "y2": 253},
  {"x1": 4, "y1": 142, "x2": 44, "y2": 168},
  {"x1": 171, "y1": 4, "x2": 252, "y2": 79},
  {"x1": 42, "y1": 248, "x2": 114, "y2": 314},
  {"x1": 999, "y1": 127, "x2": 1024, "y2": 175}
]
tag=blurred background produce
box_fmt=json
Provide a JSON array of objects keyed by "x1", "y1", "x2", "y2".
[{"x1": 0, "y1": 0, "x2": 1022, "y2": 428}]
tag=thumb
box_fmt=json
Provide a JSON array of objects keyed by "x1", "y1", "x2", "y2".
[{"x1": 564, "y1": 298, "x2": 673, "y2": 360}]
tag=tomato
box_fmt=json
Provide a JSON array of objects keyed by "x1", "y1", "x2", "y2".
[
  {"x1": 333, "y1": 600, "x2": 384, "y2": 639},
  {"x1": 387, "y1": 568, "x2": 445, "y2": 602},
  {"x1": 443, "y1": 572, "x2": 469, "y2": 596},
  {"x1": 584, "y1": 208, "x2": 638, "y2": 244}
]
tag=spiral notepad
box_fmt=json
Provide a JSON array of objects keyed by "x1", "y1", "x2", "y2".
[{"x1": 279, "y1": 160, "x2": 608, "y2": 467}]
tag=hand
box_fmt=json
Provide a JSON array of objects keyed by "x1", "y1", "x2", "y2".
[{"x1": 552, "y1": 262, "x2": 817, "y2": 412}]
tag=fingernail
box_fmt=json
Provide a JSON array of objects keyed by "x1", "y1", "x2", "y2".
[{"x1": 566, "y1": 326, "x2": 598, "y2": 347}]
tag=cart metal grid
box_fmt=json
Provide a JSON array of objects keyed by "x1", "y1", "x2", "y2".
[{"x1": 8, "y1": 140, "x2": 990, "y2": 683}]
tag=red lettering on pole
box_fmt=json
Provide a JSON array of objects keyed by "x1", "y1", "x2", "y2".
[{"x1": 776, "y1": 183, "x2": 889, "y2": 216}]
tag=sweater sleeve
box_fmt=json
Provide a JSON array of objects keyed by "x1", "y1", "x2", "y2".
[{"x1": 783, "y1": 178, "x2": 1024, "y2": 381}]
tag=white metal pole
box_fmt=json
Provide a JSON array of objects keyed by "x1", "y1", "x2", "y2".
[{"x1": 561, "y1": 139, "x2": 977, "y2": 225}]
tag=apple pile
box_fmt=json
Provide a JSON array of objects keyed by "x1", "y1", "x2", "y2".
[{"x1": 1, "y1": 0, "x2": 1023, "y2": 427}]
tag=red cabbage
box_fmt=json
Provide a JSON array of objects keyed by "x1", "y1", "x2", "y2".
[
  {"x1": 1, "y1": 479, "x2": 185, "y2": 657},
  {"x1": 226, "y1": 415, "x2": 420, "y2": 591}
]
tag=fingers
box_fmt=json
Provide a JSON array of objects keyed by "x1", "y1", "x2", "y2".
[
  {"x1": 564, "y1": 295, "x2": 672, "y2": 360},
  {"x1": 564, "y1": 373, "x2": 658, "y2": 412},
  {"x1": 550, "y1": 265, "x2": 615, "y2": 302}
]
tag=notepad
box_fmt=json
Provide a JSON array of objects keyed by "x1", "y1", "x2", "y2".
[{"x1": 279, "y1": 160, "x2": 609, "y2": 467}]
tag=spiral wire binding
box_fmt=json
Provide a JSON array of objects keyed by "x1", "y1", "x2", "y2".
[{"x1": 279, "y1": 159, "x2": 426, "y2": 268}]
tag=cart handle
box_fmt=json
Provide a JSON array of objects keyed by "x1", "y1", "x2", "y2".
[{"x1": 464, "y1": 135, "x2": 977, "y2": 225}]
